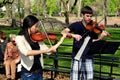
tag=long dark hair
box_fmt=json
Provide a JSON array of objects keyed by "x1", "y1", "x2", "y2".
[{"x1": 19, "y1": 15, "x2": 39, "y2": 46}]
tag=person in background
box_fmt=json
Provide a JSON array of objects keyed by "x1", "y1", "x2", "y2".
[
  {"x1": 61, "y1": 6, "x2": 109, "y2": 80},
  {"x1": 0, "y1": 30, "x2": 7, "y2": 60},
  {"x1": 15, "y1": 15, "x2": 58, "y2": 80},
  {"x1": 4, "y1": 34, "x2": 21, "y2": 80}
]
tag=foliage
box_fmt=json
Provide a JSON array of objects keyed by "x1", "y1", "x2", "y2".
[
  {"x1": 31, "y1": 0, "x2": 58, "y2": 16},
  {"x1": 32, "y1": 2, "x2": 39, "y2": 14},
  {"x1": 0, "y1": 8, "x2": 5, "y2": 18},
  {"x1": 0, "y1": 0, "x2": 120, "y2": 20},
  {"x1": 46, "y1": 0, "x2": 57, "y2": 16},
  {"x1": 82, "y1": 0, "x2": 93, "y2": 7},
  {"x1": 109, "y1": 0, "x2": 120, "y2": 15},
  {"x1": 31, "y1": 1, "x2": 42, "y2": 15},
  {"x1": 0, "y1": 0, "x2": 3, "y2": 3},
  {"x1": 0, "y1": 12, "x2": 5, "y2": 18},
  {"x1": 109, "y1": 0, "x2": 116, "y2": 14}
]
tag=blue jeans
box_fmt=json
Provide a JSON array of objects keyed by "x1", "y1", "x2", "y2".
[{"x1": 21, "y1": 72, "x2": 42, "y2": 80}]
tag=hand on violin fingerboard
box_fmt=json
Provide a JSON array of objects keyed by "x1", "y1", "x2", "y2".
[
  {"x1": 93, "y1": 30, "x2": 112, "y2": 42},
  {"x1": 100, "y1": 30, "x2": 112, "y2": 39}
]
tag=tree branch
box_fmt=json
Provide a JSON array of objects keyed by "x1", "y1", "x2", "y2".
[{"x1": 71, "y1": 0, "x2": 78, "y2": 12}]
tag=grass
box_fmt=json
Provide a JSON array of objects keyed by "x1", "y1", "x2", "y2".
[
  {"x1": 1, "y1": 27, "x2": 120, "y2": 57},
  {"x1": 1, "y1": 27, "x2": 120, "y2": 54},
  {"x1": 105, "y1": 28, "x2": 120, "y2": 40}
]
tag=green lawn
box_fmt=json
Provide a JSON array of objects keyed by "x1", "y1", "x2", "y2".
[{"x1": 1, "y1": 27, "x2": 120, "y2": 56}]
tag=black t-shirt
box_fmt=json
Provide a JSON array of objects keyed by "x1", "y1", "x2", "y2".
[{"x1": 68, "y1": 21, "x2": 98, "y2": 59}]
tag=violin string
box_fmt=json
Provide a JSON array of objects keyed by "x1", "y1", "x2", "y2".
[{"x1": 39, "y1": 20, "x2": 52, "y2": 46}]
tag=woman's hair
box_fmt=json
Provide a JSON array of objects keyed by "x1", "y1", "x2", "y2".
[
  {"x1": 8, "y1": 34, "x2": 16, "y2": 42},
  {"x1": 18, "y1": 15, "x2": 39, "y2": 46},
  {"x1": 19, "y1": 15, "x2": 39, "y2": 35},
  {"x1": 81, "y1": 6, "x2": 93, "y2": 15},
  {"x1": 9, "y1": 34, "x2": 16, "y2": 38}
]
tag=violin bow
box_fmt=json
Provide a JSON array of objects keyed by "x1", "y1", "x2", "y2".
[
  {"x1": 39, "y1": 20, "x2": 66, "y2": 49},
  {"x1": 39, "y1": 20, "x2": 53, "y2": 46}
]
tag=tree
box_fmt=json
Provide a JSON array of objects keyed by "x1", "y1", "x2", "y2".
[
  {"x1": 11, "y1": 0, "x2": 17, "y2": 27},
  {"x1": 109, "y1": 0, "x2": 120, "y2": 16},
  {"x1": 0, "y1": 0, "x2": 14, "y2": 7},
  {"x1": 103, "y1": 0, "x2": 107, "y2": 27},
  {"x1": 60, "y1": 0, "x2": 69, "y2": 24},
  {"x1": 2, "y1": 0, "x2": 14, "y2": 20},
  {"x1": 24, "y1": 0, "x2": 31, "y2": 17},
  {"x1": 77, "y1": 0, "x2": 82, "y2": 18},
  {"x1": 46, "y1": 0, "x2": 57, "y2": 17},
  {"x1": 5, "y1": 3, "x2": 11, "y2": 19},
  {"x1": 60, "y1": 0, "x2": 79, "y2": 24},
  {"x1": 36, "y1": 0, "x2": 40, "y2": 16},
  {"x1": 41, "y1": 0, "x2": 47, "y2": 17}
]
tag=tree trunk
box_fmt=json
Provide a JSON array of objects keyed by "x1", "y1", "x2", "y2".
[
  {"x1": 64, "y1": 11, "x2": 69, "y2": 24},
  {"x1": 77, "y1": 0, "x2": 82, "y2": 18},
  {"x1": 11, "y1": 0, "x2": 17, "y2": 27},
  {"x1": 41, "y1": 0, "x2": 47, "y2": 17},
  {"x1": 61, "y1": 0, "x2": 69, "y2": 24},
  {"x1": 36, "y1": 0, "x2": 40, "y2": 16},
  {"x1": 103, "y1": 0, "x2": 107, "y2": 27},
  {"x1": 24, "y1": 0, "x2": 31, "y2": 17},
  {"x1": 18, "y1": 0, "x2": 22, "y2": 27},
  {"x1": 5, "y1": 4, "x2": 11, "y2": 20}
]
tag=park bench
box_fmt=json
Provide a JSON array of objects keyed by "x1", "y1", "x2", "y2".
[
  {"x1": 93, "y1": 55, "x2": 120, "y2": 80},
  {"x1": 43, "y1": 52, "x2": 71, "y2": 79},
  {"x1": 43, "y1": 46, "x2": 120, "y2": 80}
]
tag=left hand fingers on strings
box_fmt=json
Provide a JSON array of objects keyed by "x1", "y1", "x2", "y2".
[
  {"x1": 102, "y1": 31, "x2": 108, "y2": 36},
  {"x1": 104, "y1": 31, "x2": 109, "y2": 36}
]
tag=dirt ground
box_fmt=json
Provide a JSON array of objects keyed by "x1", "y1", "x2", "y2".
[
  {"x1": 43, "y1": 71, "x2": 70, "y2": 80},
  {"x1": 0, "y1": 16, "x2": 120, "y2": 27},
  {"x1": 55, "y1": 16, "x2": 120, "y2": 25},
  {"x1": 0, "y1": 74, "x2": 6, "y2": 80},
  {"x1": 0, "y1": 71, "x2": 70, "y2": 80}
]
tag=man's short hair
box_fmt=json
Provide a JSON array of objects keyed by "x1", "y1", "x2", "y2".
[{"x1": 81, "y1": 6, "x2": 93, "y2": 15}]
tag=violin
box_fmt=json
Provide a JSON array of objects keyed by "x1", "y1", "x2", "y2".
[
  {"x1": 86, "y1": 20, "x2": 104, "y2": 34},
  {"x1": 31, "y1": 32, "x2": 57, "y2": 42},
  {"x1": 31, "y1": 32, "x2": 73, "y2": 42},
  {"x1": 86, "y1": 20, "x2": 112, "y2": 38}
]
